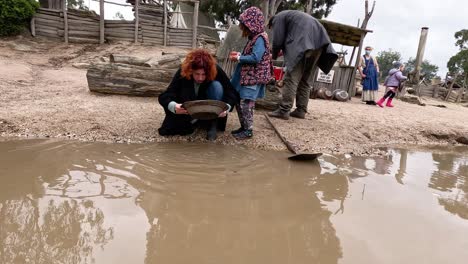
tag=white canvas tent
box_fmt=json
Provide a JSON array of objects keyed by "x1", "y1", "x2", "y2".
[{"x1": 170, "y1": 4, "x2": 187, "y2": 29}]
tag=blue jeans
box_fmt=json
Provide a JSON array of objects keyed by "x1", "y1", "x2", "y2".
[{"x1": 206, "y1": 81, "x2": 223, "y2": 100}]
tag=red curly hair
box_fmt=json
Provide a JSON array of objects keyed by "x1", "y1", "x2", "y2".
[{"x1": 181, "y1": 49, "x2": 217, "y2": 81}]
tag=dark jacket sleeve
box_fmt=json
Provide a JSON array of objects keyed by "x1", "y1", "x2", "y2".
[
  {"x1": 216, "y1": 65, "x2": 239, "y2": 110},
  {"x1": 158, "y1": 68, "x2": 182, "y2": 110},
  {"x1": 272, "y1": 12, "x2": 287, "y2": 60}
]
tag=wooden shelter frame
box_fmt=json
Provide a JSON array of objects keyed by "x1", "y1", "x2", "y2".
[{"x1": 33, "y1": 0, "x2": 202, "y2": 48}]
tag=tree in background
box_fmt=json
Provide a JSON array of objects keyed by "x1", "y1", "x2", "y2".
[
  {"x1": 447, "y1": 29, "x2": 468, "y2": 86},
  {"x1": 376, "y1": 50, "x2": 402, "y2": 81},
  {"x1": 454, "y1": 29, "x2": 468, "y2": 50},
  {"x1": 113, "y1": 11, "x2": 125, "y2": 20},
  {"x1": 405, "y1": 58, "x2": 439, "y2": 80},
  {"x1": 199, "y1": 0, "x2": 338, "y2": 25},
  {"x1": 200, "y1": 0, "x2": 247, "y2": 24},
  {"x1": 277, "y1": 0, "x2": 337, "y2": 19},
  {"x1": 67, "y1": 0, "x2": 89, "y2": 10},
  {"x1": 0, "y1": 0, "x2": 39, "y2": 36}
]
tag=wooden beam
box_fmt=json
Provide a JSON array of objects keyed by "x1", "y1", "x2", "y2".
[
  {"x1": 90, "y1": 0, "x2": 131, "y2": 7},
  {"x1": 445, "y1": 73, "x2": 459, "y2": 101},
  {"x1": 197, "y1": 25, "x2": 227, "y2": 32},
  {"x1": 35, "y1": 13, "x2": 63, "y2": 22},
  {"x1": 163, "y1": 0, "x2": 167, "y2": 46},
  {"x1": 192, "y1": 1, "x2": 199, "y2": 48},
  {"x1": 38, "y1": 7, "x2": 62, "y2": 13},
  {"x1": 31, "y1": 17, "x2": 36, "y2": 37},
  {"x1": 168, "y1": 11, "x2": 193, "y2": 14},
  {"x1": 414, "y1": 27, "x2": 429, "y2": 88},
  {"x1": 62, "y1": 0, "x2": 68, "y2": 44},
  {"x1": 99, "y1": 0, "x2": 104, "y2": 44},
  {"x1": 134, "y1": 0, "x2": 139, "y2": 43}
]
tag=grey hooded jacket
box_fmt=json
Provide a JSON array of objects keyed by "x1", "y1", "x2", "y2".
[{"x1": 270, "y1": 10, "x2": 338, "y2": 74}]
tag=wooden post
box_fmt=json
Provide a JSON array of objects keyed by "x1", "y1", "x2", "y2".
[
  {"x1": 349, "y1": 46, "x2": 356, "y2": 66},
  {"x1": 262, "y1": 0, "x2": 269, "y2": 18},
  {"x1": 62, "y1": 0, "x2": 68, "y2": 44},
  {"x1": 192, "y1": 1, "x2": 199, "y2": 49},
  {"x1": 445, "y1": 73, "x2": 458, "y2": 101},
  {"x1": 433, "y1": 84, "x2": 439, "y2": 98},
  {"x1": 360, "y1": 0, "x2": 375, "y2": 30},
  {"x1": 134, "y1": 0, "x2": 139, "y2": 43},
  {"x1": 456, "y1": 74, "x2": 467, "y2": 103},
  {"x1": 414, "y1": 27, "x2": 429, "y2": 88},
  {"x1": 346, "y1": 0, "x2": 375, "y2": 99},
  {"x1": 163, "y1": 0, "x2": 167, "y2": 46},
  {"x1": 347, "y1": 33, "x2": 366, "y2": 98},
  {"x1": 306, "y1": 0, "x2": 314, "y2": 15},
  {"x1": 99, "y1": 0, "x2": 104, "y2": 44},
  {"x1": 30, "y1": 17, "x2": 36, "y2": 37}
]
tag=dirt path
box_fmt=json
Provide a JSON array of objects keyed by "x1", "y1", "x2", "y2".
[{"x1": 1, "y1": 36, "x2": 468, "y2": 156}]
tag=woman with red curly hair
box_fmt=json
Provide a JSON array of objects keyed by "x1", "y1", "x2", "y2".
[{"x1": 158, "y1": 49, "x2": 239, "y2": 140}]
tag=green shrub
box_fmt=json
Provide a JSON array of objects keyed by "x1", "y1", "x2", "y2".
[{"x1": 0, "y1": 0, "x2": 39, "y2": 36}]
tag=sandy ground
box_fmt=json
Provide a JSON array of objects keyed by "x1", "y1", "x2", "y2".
[{"x1": 1, "y1": 35, "x2": 468, "y2": 156}]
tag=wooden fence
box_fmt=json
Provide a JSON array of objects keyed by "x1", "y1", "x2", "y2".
[
  {"x1": 32, "y1": 0, "x2": 203, "y2": 49},
  {"x1": 418, "y1": 84, "x2": 467, "y2": 103}
]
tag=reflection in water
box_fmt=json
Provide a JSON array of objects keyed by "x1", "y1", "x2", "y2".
[
  {"x1": 0, "y1": 198, "x2": 113, "y2": 264},
  {"x1": 430, "y1": 152, "x2": 468, "y2": 220},
  {"x1": 0, "y1": 140, "x2": 345, "y2": 264},
  {"x1": 0, "y1": 140, "x2": 467, "y2": 264},
  {"x1": 133, "y1": 147, "x2": 344, "y2": 264}
]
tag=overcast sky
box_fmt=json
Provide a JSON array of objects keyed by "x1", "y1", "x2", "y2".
[
  {"x1": 327, "y1": 0, "x2": 466, "y2": 76},
  {"x1": 85, "y1": 0, "x2": 465, "y2": 76}
]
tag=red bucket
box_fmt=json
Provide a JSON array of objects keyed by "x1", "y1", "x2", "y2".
[{"x1": 273, "y1": 66, "x2": 284, "y2": 81}]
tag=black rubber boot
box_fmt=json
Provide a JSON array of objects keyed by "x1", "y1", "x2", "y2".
[
  {"x1": 231, "y1": 127, "x2": 245, "y2": 135},
  {"x1": 206, "y1": 119, "x2": 218, "y2": 141}
]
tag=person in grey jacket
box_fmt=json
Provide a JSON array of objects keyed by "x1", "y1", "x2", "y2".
[
  {"x1": 267, "y1": 10, "x2": 338, "y2": 120},
  {"x1": 377, "y1": 61, "x2": 408, "y2": 108}
]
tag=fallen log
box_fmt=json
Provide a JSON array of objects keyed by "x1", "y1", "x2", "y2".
[
  {"x1": 256, "y1": 84, "x2": 281, "y2": 110},
  {"x1": 87, "y1": 63, "x2": 176, "y2": 96},
  {"x1": 107, "y1": 54, "x2": 180, "y2": 68},
  {"x1": 109, "y1": 55, "x2": 150, "y2": 66},
  {"x1": 143, "y1": 55, "x2": 180, "y2": 68}
]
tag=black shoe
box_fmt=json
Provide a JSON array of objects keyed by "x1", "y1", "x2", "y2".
[
  {"x1": 206, "y1": 120, "x2": 217, "y2": 141},
  {"x1": 290, "y1": 109, "x2": 306, "y2": 119},
  {"x1": 268, "y1": 109, "x2": 290, "y2": 120},
  {"x1": 231, "y1": 127, "x2": 245, "y2": 135},
  {"x1": 233, "y1": 129, "x2": 253, "y2": 140}
]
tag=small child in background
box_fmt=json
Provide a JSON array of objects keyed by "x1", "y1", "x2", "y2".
[{"x1": 377, "y1": 61, "x2": 408, "y2": 108}]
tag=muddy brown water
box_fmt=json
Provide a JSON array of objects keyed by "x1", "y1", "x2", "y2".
[{"x1": 0, "y1": 139, "x2": 467, "y2": 264}]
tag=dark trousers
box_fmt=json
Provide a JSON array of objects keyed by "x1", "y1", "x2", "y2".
[
  {"x1": 383, "y1": 89, "x2": 396, "y2": 99},
  {"x1": 280, "y1": 49, "x2": 322, "y2": 113}
]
